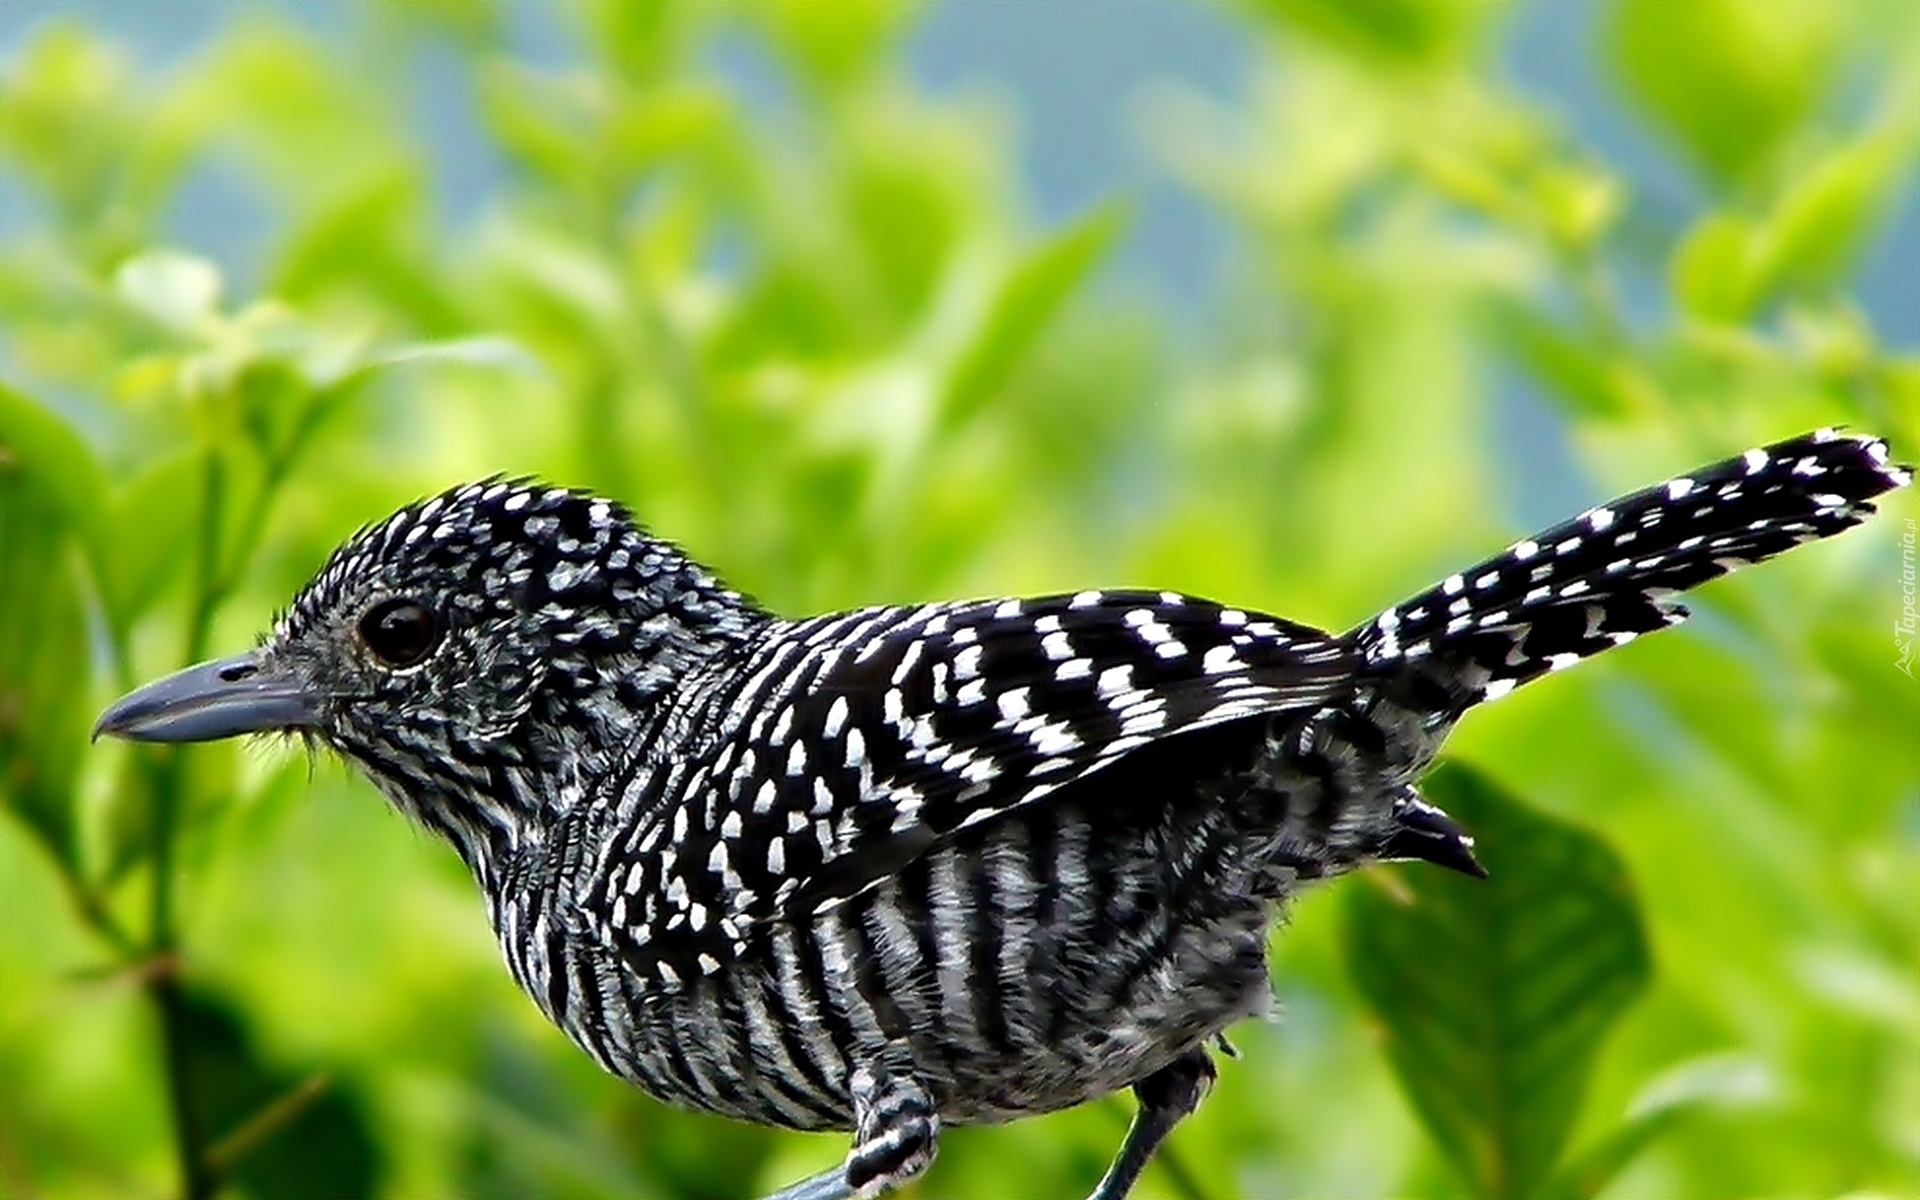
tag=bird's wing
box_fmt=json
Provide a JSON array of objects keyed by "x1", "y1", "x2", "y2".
[{"x1": 586, "y1": 590, "x2": 1354, "y2": 988}]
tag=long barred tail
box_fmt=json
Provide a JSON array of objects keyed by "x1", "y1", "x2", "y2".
[{"x1": 1352, "y1": 428, "x2": 1912, "y2": 712}]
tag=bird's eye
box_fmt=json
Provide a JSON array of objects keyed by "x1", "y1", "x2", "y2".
[{"x1": 358, "y1": 598, "x2": 439, "y2": 668}]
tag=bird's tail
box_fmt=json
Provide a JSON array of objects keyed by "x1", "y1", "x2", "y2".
[{"x1": 1349, "y1": 428, "x2": 1912, "y2": 714}]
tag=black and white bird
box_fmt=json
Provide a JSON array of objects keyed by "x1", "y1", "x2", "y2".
[{"x1": 97, "y1": 429, "x2": 1910, "y2": 1200}]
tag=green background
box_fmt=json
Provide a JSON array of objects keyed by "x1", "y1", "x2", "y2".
[{"x1": 1, "y1": 2, "x2": 1917, "y2": 1198}]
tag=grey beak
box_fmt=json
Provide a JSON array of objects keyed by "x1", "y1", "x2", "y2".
[{"x1": 94, "y1": 652, "x2": 318, "y2": 743}]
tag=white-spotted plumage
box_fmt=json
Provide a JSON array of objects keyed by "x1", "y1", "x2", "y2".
[
  {"x1": 1356, "y1": 429, "x2": 1908, "y2": 708},
  {"x1": 591, "y1": 588, "x2": 1349, "y2": 988},
  {"x1": 201, "y1": 431, "x2": 1908, "y2": 1200}
]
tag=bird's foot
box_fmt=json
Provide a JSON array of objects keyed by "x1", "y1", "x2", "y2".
[
  {"x1": 754, "y1": 1057, "x2": 938, "y2": 1200},
  {"x1": 1084, "y1": 1047, "x2": 1217, "y2": 1200},
  {"x1": 844, "y1": 1062, "x2": 938, "y2": 1196}
]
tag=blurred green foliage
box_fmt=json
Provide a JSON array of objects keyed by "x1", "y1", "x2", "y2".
[{"x1": 1, "y1": 2, "x2": 1917, "y2": 1198}]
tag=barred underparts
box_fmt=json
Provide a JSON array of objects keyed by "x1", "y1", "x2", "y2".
[{"x1": 97, "y1": 429, "x2": 1912, "y2": 1200}]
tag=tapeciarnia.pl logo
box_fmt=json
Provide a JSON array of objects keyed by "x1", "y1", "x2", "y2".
[{"x1": 1899, "y1": 517, "x2": 1917, "y2": 678}]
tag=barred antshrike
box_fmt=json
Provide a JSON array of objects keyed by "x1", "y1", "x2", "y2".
[{"x1": 98, "y1": 429, "x2": 1911, "y2": 1200}]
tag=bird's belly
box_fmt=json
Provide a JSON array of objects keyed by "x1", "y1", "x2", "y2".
[{"x1": 583, "y1": 800, "x2": 1282, "y2": 1131}]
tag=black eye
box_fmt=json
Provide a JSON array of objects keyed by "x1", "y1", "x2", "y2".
[{"x1": 358, "y1": 598, "x2": 439, "y2": 667}]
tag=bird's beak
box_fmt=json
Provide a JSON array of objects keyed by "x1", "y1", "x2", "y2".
[{"x1": 94, "y1": 652, "x2": 318, "y2": 743}]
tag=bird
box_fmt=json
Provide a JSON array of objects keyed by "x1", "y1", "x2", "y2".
[{"x1": 96, "y1": 428, "x2": 1910, "y2": 1200}]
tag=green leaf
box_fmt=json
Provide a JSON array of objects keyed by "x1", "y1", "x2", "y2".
[
  {"x1": 755, "y1": 0, "x2": 917, "y2": 90},
  {"x1": 374, "y1": 0, "x2": 503, "y2": 46},
  {"x1": 1607, "y1": 0, "x2": 1842, "y2": 186},
  {"x1": 939, "y1": 203, "x2": 1127, "y2": 432},
  {"x1": 96, "y1": 729, "x2": 245, "y2": 887},
  {"x1": 0, "y1": 383, "x2": 103, "y2": 871},
  {"x1": 1671, "y1": 214, "x2": 1756, "y2": 323},
  {"x1": 575, "y1": 0, "x2": 695, "y2": 85},
  {"x1": 363, "y1": 334, "x2": 542, "y2": 378},
  {"x1": 1672, "y1": 135, "x2": 1907, "y2": 325},
  {"x1": 0, "y1": 379, "x2": 108, "y2": 535},
  {"x1": 444, "y1": 1032, "x2": 782, "y2": 1200},
  {"x1": 270, "y1": 170, "x2": 452, "y2": 332},
  {"x1": 96, "y1": 450, "x2": 201, "y2": 628},
  {"x1": 181, "y1": 25, "x2": 405, "y2": 206},
  {"x1": 1343, "y1": 762, "x2": 1652, "y2": 1200},
  {"x1": 1503, "y1": 307, "x2": 1638, "y2": 418},
  {"x1": 1750, "y1": 136, "x2": 1904, "y2": 301},
  {"x1": 285, "y1": 333, "x2": 542, "y2": 421},
  {"x1": 0, "y1": 458, "x2": 90, "y2": 872},
  {"x1": 1245, "y1": 0, "x2": 1504, "y2": 65},
  {"x1": 1541, "y1": 1054, "x2": 1774, "y2": 1200},
  {"x1": 182, "y1": 988, "x2": 383, "y2": 1200},
  {"x1": 1530, "y1": 162, "x2": 1623, "y2": 251},
  {"x1": 475, "y1": 60, "x2": 591, "y2": 187},
  {"x1": 605, "y1": 86, "x2": 732, "y2": 181},
  {"x1": 0, "y1": 26, "x2": 129, "y2": 224},
  {"x1": 843, "y1": 153, "x2": 971, "y2": 320}
]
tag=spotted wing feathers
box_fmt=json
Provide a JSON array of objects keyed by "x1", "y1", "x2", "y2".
[{"x1": 590, "y1": 591, "x2": 1352, "y2": 987}]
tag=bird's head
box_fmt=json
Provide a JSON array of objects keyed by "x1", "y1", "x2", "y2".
[{"x1": 96, "y1": 479, "x2": 763, "y2": 862}]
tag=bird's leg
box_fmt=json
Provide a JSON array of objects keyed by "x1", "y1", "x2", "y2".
[
  {"x1": 756, "y1": 1050, "x2": 937, "y2": 1200},
  {"x1": 842, "y1": 1059, "x2": 938, "y2": 1196},
  {"x1": 1084, "y1": 1047, "x2": 1217, "y2": 1200}
]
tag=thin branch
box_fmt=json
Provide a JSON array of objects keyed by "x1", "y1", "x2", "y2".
[
  {"x1": 0, "y1": 1115, "x2": 43, "y2": 1200},
  {"x1": 144, "y1": 447, "x2": 226, "y2": 1200},
  {"x1": 1149, "y1": 1141, "x2": 1212, "y2": 1200},
  {"x1": 204, "y1": 1074, "x2": 331, "y2": 1178},
  {"x1": 62, "y1": 948, "x2": 178, "y2": 993},
  {"x1": 55, "y1": 870, "x2": 137, "y2": 959},
  {"x1": 203, "y1": 386, "x2": 334, "y2": 612},
  {"x1": 136, "y1": 382, "x2": 330, "y2": 1200},
  {"x1": 145, "y1": 959, "x2": 213, "y2": 1200}
]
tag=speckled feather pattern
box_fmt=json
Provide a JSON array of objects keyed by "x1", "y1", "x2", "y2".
[{"x1": 254, "y1": 430, "x2": 1908, "y2": 1190}]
